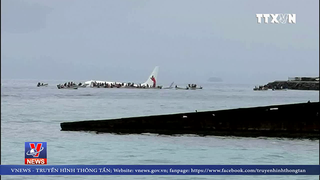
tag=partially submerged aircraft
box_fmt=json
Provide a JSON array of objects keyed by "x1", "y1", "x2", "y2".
[
  {"x1": 84, "y1": 66, "x2": 161, "y2": 88},
  {"x1": 163, "y1": 82, "x2": 174, "y2": 89}
]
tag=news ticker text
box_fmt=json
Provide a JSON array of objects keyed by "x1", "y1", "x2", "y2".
[{"x1": 1, "y1": 165, "x2": 319, "y2": 175}]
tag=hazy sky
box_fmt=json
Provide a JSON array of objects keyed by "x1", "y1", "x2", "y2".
[{"x1": 1, "y1": 0, "x2": 319, "y2": 84}]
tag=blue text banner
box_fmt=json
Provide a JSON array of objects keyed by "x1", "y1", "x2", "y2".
[{"x1": 0, "y1": 165, "x2": 319, "y2": 175}]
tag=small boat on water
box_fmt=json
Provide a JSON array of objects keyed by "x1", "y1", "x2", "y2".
[
  {"x1": 57, "y1": 82, "x2": 81, "y2": 89},
  {"x1": 187, "y1": 84, "x2": 202, "y2": 90},
  {"x1": 37, "y1": 82, "x2": 48, "y2": 87},
  {"x1": 57, "y1": 84, "x2": 78, "y2": 89},
  {"x1": 253, "y1": 86, "x2": 268, "y2": 91},
  {"x1": 78, "y1": 85, "x2": 88, "y2": 88},
  {"x1": 77, "y1": 83, "x2": 88, "y2": 88},
  {"x1": 175, "y1": 86, "x2": 189, "y2": 90},
  {"x1": 175, "y1": 84, "x2": 203, "y2": 90},
  {"x1": 188, "y1": 86, "x2": 203, "y2": 90}
]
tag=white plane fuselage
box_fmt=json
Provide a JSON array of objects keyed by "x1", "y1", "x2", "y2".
[{"x1": 84, "y1": 66, "x2": 159, "y2": 88}]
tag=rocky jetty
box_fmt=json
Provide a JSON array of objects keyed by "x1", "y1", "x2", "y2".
[{"x1": 266, "y1": 81, "x2": 319, "y2": 90}]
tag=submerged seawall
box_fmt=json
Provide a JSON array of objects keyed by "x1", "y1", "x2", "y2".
[{"x1": 60, "y1": 102, "x2": 320, "y2": 139}]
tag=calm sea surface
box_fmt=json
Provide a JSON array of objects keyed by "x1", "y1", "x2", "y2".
[{"x1": 1, "y1": 79, "x2": 319, "y2": 180}]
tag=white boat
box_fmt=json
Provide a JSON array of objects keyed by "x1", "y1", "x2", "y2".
[
  {"x1": 175, "y1": 86, "x2": 189, "y2": 90},
  {"x1": 175, "y1": 84, "x2": 203, "y2": 90},
  {"x1": 57, "y1": 84, "x2": 78, "y2": 89},
  {"x1": 78, "y1": 84, "x2": 88, "y2": 88},
  {"x1": 37, "y1": 83, "x2": 48, "y2": 87},
  {"x1": 187, "y1": 84, "x2": 202, "y2": 90},
  {"x1": 188, "y1": 87, "x2": 203, "y2": 90},
  {"x1": 188, "y1": 86, "x2": 203, "y2": 90}
]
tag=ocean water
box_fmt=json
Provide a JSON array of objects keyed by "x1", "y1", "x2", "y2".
[{"x1": 1, "y1": 79, "x2": 319, "y2": 180}]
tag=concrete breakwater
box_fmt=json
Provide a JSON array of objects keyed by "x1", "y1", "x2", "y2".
[
  {"x1": 60, "y1": 102, "x2": 319, "y2": 139},
  {"x1": 266, "y1": 81, "x2": 319, "y2": 90}
]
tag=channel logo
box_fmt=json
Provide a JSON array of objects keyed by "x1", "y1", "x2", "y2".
[{"x1": 25, "y1": 142, "x2": 47, "y2": 164}]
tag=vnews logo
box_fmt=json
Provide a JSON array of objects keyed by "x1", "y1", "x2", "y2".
[
  {"x1": 25, "y1": 142, "x2": 47, "y2": 164},
  {"x1": 256, "y1": 14, "x2": 296, "y2": 24}
]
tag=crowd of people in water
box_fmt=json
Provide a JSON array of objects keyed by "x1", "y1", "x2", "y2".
[
  {"x1": 91, "y1": 82, "x2": 122, "y2": 88},
  {"x1": 91, "y1": 81, "x2": 162, "y2": 89},
  {"x1": 57, "y1": 82, "x2": 83, "y2": 89},
  {"x1": 40, "y1": 81, "x2": 203, "y2": 90}
]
